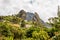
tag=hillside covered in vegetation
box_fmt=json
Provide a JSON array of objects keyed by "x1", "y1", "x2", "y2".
[{"x1": 0, "y1": 10, "x2": 60, "y2": 40}]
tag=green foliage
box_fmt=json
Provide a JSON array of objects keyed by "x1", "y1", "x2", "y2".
[
  {"x1": 32, "y1": 30, "x2": 49, "y2": 40},
  {"x1": 20, "y1": 20, "x2": 26, "y2": 27},
  {"x1": 0, "y1": 21, "x2": 50, "y2": 40},
  {"x1": 47, "y1": 15, "x2": 60, "y2": 40},
  {"x1": 25, "y1": 27, "x2": 40, "y2": 38},
  {"x1": 51, "y1": 34, "x2": 60, "y2": 40},
  {"x1": 48, "y1": 17, "x2": 60, "y2": 29},
  {"x1": 0, "y1": 15, "x2": 60, "y2": 40},
  {"x1": 46, "y1": 27, "x2": 58, "y2": 38},
  {"x1": 0, "y1": 22, "x2": 13, "y2": 37},
  {"x1": 0, "y1": 16, "x2": 21, "y2": 24}
]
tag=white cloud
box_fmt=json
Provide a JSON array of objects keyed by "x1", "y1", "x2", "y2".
[{"x1": 0, "y1": 0, "x2": 60, "y2": 22}]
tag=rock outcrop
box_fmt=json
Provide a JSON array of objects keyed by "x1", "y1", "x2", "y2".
[
  {"x1": 17, "y1": 10, "x2": 41, "y2": 23},
  {"x1": 17, "y1": 10, "x2": 48, "y2": 27}
]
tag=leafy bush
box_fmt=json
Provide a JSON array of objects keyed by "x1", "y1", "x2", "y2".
[
  {"x1": 32, "y1": 30, "x2": 49, "y2": 40},
  {"x1": 0, "y1": 15, "x2": 60, "y2": 40}
]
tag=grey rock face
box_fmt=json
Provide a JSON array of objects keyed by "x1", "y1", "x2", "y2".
[
  {"x1": 26, "y1": 12, "x2": 34, "y2": 21},
  {"x1": 17, "y1": 10, "x2": 51, "y2": 27}
]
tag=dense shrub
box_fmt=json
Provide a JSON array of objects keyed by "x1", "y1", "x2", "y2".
[
  {"x1": 0, "y1": 16, "x2": 60, "y2": 40},
  {"x1": 32, "y1": 30, "x2": 49, "y2": 40}
]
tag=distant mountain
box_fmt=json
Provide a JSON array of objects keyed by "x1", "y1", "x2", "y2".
[{"x1": 16, "y1": 10, "x2": 51, "y2": 27}]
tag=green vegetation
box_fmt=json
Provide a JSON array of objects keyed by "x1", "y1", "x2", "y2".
[{"x1": 0, "y1": 14, "x2": 60, "y2": 40}]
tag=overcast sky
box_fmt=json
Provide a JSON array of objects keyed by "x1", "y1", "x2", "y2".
[{"x1": 0, "y1": 0, "x2": 60, "y2": 22}]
